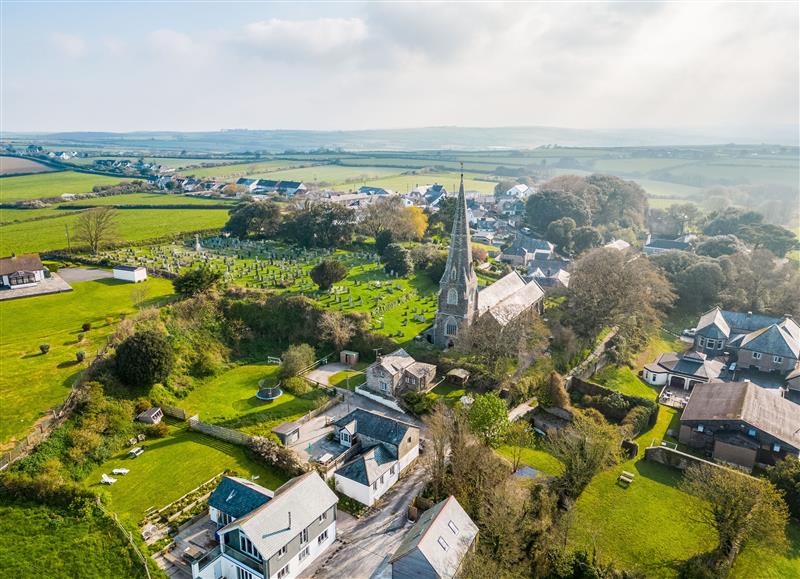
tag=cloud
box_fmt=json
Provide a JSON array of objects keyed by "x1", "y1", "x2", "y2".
[
  {"x1": 239, "y1": 17, "x2": 368, "y2": 61},
  {"x1": 50, "y1": 33, "x2": 87, "y2": 58},
  {"x1": 149, "y1": 29, "x2": 208, "y2": 59}
]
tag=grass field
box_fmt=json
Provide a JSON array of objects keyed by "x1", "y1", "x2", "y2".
[
  {"x1": 0, "y1": 501, "x2": 150, "y2": 578},
  {"x1": 0, "y1": 156, "x2": 56, "y2": 176},
  {"x1": 355, "y1": 171, "x2": 499, "y2": 194},
  {"x1": 0, "y1": 171, "x2": 129, "y2": 202},
  {"x1": 0, "y1": 208, "x2": 230, "y2": 254},
  {"x1": 63, "y1": 193, "x2": 237, "y2": 206},
  {"x1": 0, "y1": 277, "x2": 175, "y2": 447},
  {"x1": 249, "y1": 164, "x2": 403, "y2": 185},
  {"x1": 180, "y1": 159, "x2": 308, "y2": 178},
  {"x1": 496, "y1": 441, "x2": 564, "y2": 476},
  {"x1": 83, "y1": 422, "x2": 287, "y2": 521}
]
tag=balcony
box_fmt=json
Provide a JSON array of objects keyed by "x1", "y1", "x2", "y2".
[{"x1": 224, "y1": 546, "x2": 264, "y2": 576}]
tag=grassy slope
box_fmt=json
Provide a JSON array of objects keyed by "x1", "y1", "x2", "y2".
[
  {"x1": 0, "y1": 502, "x2": 149, "y2": 578},
  {"x1": 0, "y1": 208, "x2": 230, "y2": 254},
  {"x1": 0, "y1": 171, "x2": 129, "y2": 202},
  {"x1": 84, "y1": 422, "x2": 287, "y2": 521},
  {"x1": 0, "y1": 277, "x2": 174, "y2": 446}
]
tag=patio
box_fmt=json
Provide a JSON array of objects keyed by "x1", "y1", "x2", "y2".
[{"x1": 153, "y1": 516, "x2": 218, "y2": 579}]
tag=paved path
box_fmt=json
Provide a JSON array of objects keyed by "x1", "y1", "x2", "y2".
[
  {"x1": 0, "y1": 273, "x2": 73, "y2": 301},
  {"x1": 303, "y1": 463, "x2": 428, "y2": 579},
  {"x1": 306, "y1": 362, "x2": 350, "y2": 387},
  {"x1": 58, "y1": 267, "x2": 113, "y2": 282}
]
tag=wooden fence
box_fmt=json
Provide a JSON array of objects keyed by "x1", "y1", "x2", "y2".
[{"x1": 188, "y1": 416, "x2": 252, "y2": 446}]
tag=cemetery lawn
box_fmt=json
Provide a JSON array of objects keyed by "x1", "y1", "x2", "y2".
[
  {"x1": 0, "y1": 501, "x2": 151, "y2": 578},
  {"x1": 176, "y1": 364, "x2": 329, "y2": 436},
  {"x1": 0, "y1": 277, "x2": 175, "y2": 448},
  {"x1": 84, "y1": 422, "x2": 287, "y2": 522},
  {"x1": 0, "y1": 171, "x2": 129, "y2": 203}
]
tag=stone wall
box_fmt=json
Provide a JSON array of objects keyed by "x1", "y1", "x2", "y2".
[{"x1": 644, "y1": 445, "x2": 718, "y2": 471}]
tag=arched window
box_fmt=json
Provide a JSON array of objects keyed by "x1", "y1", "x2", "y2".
[
  {"x1": 446, "y1": 288, "x2": 458, "y2": 305},
  {"x1": 450, "y1": 267, "x2": 457, "y2": 281},
  {"x1": 445, "y1": 317, "x2": 459, "y2": 336}
]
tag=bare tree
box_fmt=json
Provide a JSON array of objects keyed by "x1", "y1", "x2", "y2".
[
  {"x1": 504, "y1": 420, "x2": 535, "y2": 472},
  {"x1": 130, "y1": 283, "x2": 150, "y2": 309},
  {"x1": 424, "y1": 402, "x2": 451, "y2": 500},
  {"x1": 317, "y1": 310, "x2": 355, "y2": 350},
  {"x1": 74, "y1": 207, "x2": 118, "y2": 254}
]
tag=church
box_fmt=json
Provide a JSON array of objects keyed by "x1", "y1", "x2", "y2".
[{"x1": 431, "y1": 173, "x2": 545, "y2": 348}]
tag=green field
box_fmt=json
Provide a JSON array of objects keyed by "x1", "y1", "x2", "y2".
[
  {"x1": 0, "y1": 501, "x2": 150, "y2": 578},
  {"x1": 356, "y1": 171, "x2": 499, "y2": 194},
  {"x1": 250, "y1": 164, "x2": 403, "y2": 185},
  {"x1": 62, "y1": 193, "x2": 237, "y2": 207},
  {"x1": 0, "y1": 208, "x2": 230, "y2": 254},
  {"x1": 180, "y1": 159, "x2": 308, "y2": 178},
  {"x1": 0, "y1": 277, "x2": 175, "y2": 447},
  {"x1": 83, "y1": 422, "x2": 287, "y2": 521},
  {"x1": 0, "y1": 171, "x2": 129, "y2": 203}
]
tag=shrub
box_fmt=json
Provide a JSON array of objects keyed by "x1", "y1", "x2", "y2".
[
  {"x1": 375, "y1": 229, "x2": 394, "y2": 255},
  {"x1": 114, "y1": 330, "x2": 175, "y2": 388},
  {"x1": 39, "y1": 343, "x2": 50, "y2": 354},
  {"x1": 279, "y1": 343, "x2": 316, "y2": 378},
  {"x1": 134, "y1": 399, "x2": 152, "y2": 414},
  {"x1": 82, "y1": 323, "x2": 91, "y2": 332},
  {"x1": 309, "y1": 259, "x2": 348, "y2": 291},
  {"x1": 148, "y1": 422, "x2": 170, "y2": 438},
  {"x1": 173, "y1": 267, "x2": 223, "y2": 298},
  {"x1": 621, "y1": 405, "x2": 653, "y2": 438},
  {"x1": 382, "y1": 243, "x2": 413, "y2": 276},
  {"x1": 249, "y1": 437, "x2": 307, "y2": 476},
  {"x1": 404, "y1": 391, "x2": 436, "y2": 415},
  {"x1": 282, "y1": 376, "x2": 312, "y2": 396},
  {"x1": 76, "y1": 351, "x2": 86, "y2": 363},
  {"x1": 191, "y1": 349, "x2": 222, "y2": 378}
]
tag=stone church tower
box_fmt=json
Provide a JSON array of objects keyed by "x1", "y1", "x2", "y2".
[{"x1": 433, "y1": 170, "x2": 478, "y2": 348}]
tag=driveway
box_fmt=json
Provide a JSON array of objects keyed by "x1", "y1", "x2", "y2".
[
  {"x1": 58, "y1": 267, "x2": 113, "y2": 282},
  {"x1": 306, "y1": 362, "x2": 350, "y2": 387},
  {"x1": 302, "y1": 463, "x2": 428, "y2": 579}
]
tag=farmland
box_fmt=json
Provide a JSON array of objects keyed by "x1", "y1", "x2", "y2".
[
  {"x1": 0, "y1": 156, "x2": 56, "y2": 176},
  {"x1": 0, "y1": 171, "x2": 129, "y2": 202},
  {"x1": 248, "y1": 164, "x2": 404, "y2": 185},
  {"x1": 357, "y1": 171, "x2": 499, "y2": 194},
  {"x1": 62, "y1": 192, "x2": 237, "y2": 207},
  {"x1": 178, "y1": 159, "x2": 309, "y2": 178},
  {"x1": 0, "y1": 277, "x2": 175, "y2": 447}
]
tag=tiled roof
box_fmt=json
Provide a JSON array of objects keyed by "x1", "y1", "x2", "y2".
[
  {"x1": 334, "y1": 408, "x2": 416, "y2": 448},
  {"x1": 335, "y1": 444, "x2": 396, "y2": 486},
  {"x1": 740, "y1": 324, "x2": 800, "y2": 359},
  {"x1": 0, "y1": 253, "x2": 43, "y2": 276},
  {"x1": 208, "y1": 476, "x2": 273, "y2": 519}
]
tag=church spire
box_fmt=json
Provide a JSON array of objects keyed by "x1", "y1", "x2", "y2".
[{"x1": 441, "y1": 162, "x2": 473, "y2": 281}]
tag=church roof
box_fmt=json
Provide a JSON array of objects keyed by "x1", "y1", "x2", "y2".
[
  {"x1": 439, "y1": 170, "x2": 475, "y2": 287},
  {"x1": 478, "y1": 271, "x2": 545, "y2": 327}
]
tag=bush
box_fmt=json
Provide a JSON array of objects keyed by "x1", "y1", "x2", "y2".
[
  {"x1": 404, "y1": 391, "x2": 436, "y2": 415},
  {"x1": 309, "y1": 259, "x2": 348, "y2": 291},
  {"x1": 39, "y1": 343, "x2": 50, "y2": 354},
  {"x1": 82, "y1": 323, "x2": 91, "y2": 332},
  {"x1": 279, "y1": 343, "x2": 316, "y2": 378},
  {"x1": 375, "y1": 229, "x2": 394, "y2": 255},
  {"x1": 76, "y1": 351, "x2": 86, "y2": 363},
  {"x1": 173, "y1": 267, "x2": 222, "y2": 298},
  {"x1": 134, "y1": 399, "x2": 152, "y2": 414},
  {"x1": 191, "y1": 349, "x2": 222, "y2": 378},
  {"x1": 283, "y1": 376, "x2": 312, "y2": 396},
  {"x1": 382, "y1": 243, "x2": 413, "y2": 276},
  {"x1": 114, "y1": 330, "x2": 175, "y2": 388},
  {"x1": 621, "y1": 405, "x2": 653, "y2": 438},
  {"x1": 249, "y1": 437, "x2": 307, "y2": 476},
  {"x1": 148, "y1": 422, "x2": 170, "y2": 438}
]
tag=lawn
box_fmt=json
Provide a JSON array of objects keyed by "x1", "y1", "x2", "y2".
[
  {"x1": 496, "y1": 441, "x2": 564, "y2": 477},
  {"x1": 0, "y1": 208, "x2": 230, "y2": 254},
  {"x1": 329, "y1": 365, "x2": 367, "y2": 389},
  {"x1": 63, "y1": 192, "x2": 237, "y2": 206},
  {"x1": 0, "y1": 171, "x2": 129, "y2": 202},
  {"x1": 251, "y1": 164, "x2": 402, "y2": 185},
  {"x1": 83, "y1": 422, "x2": 287, "y2": 522},
  {"x1": 430, "y1": 381, "x2": 469, "y2": 406},
  {"x1": 0, "y1": 501, "x2": 151, "y2": 578},
  {"x1": 179, "y1": 159, "x2": 308, "y2": 178},
  {"x1": 0, "y1": 277, "x2": 175, "y2": 447},
  {"x1": 176, "y1": 364, "x2": 329, "y2": 436}
]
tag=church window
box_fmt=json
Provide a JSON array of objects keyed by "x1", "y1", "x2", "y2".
[
  {"x1": 445, "y1": 318, "x2": 458, "y2": 336},
  {"x1": 450, "y1": 267, "x2": 457, "y2": 281},
  {"x1": 446, "y1": 288, "x2": 458, "y2": 305}
]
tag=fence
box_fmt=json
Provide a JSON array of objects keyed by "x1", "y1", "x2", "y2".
[
  {"x1": 96, "y1": 499, "x2": 152, "y2": 579},
  {"x1": 188, "y1": 416, "x2": 252, "y2": 446},
  {"x1": 162, "y1": 405, "x2": 188, "y2": 420}
]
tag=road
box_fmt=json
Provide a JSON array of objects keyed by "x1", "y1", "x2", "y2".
[{"x1": 303, "y1": 463, "x2": 428, "y2": 579}]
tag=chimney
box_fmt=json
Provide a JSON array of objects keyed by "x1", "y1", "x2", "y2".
[{"x1": 288, "y1": 511, "x2": 292, "y2": 529}]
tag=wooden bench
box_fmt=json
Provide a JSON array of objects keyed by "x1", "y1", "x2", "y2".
[{"x1": 619, "y1": 470, "x2": 635, "y2": 485}]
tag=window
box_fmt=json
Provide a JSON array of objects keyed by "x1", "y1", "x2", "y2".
[
  {"x1": 445, "y1": 318, "x2": 458, "y2": 336},
  {"x1": 747, "y1": 428, "x2": 756, "y2": 437},
  {"x1": 318, "y1": 512, "x2": 327, "y2": 524},
  {"x1": 447, "y1": 288, "x2": 458, "y2": 305},
  {"x1": 448, "y1": 521, "x2": 459, "y2": 535},
  {"x1": 390, "y1": 464, "x2": 396, "y2": 475},
  {"x1": 372, "y1": 481, "x2": 378, "y2": 491},
  {"x1": 277, "y1": 564, "x2": 290, "y2": 579},
  {"x1": 698, "y1": 337, "x2": 706, "y2": 347},
  {"x1": 276, "y1": 545, "x2": 287, "y2": 558},
  {"x1": 318, "y1": 529, "x2": 329, "y2": 544},
  {"x1": 299, "y1": 546, "x2": 310, "y2": 562},
  {"x1": 340, "y1": 431, "x2": 350, "y2": 445},
  {"x1": 717, "y1": 341, "x2": 724, "y2": 350},
  {"x1": 773, "y1": 443, "x2": 782, "y2": 452},
  {"x1": 9, "y1": 272, "x2": 35, "y2": 286},
  {"x1": 218, "y1": 511, "x2": 234, "y2": 526},
  {"x1": 774, "y1": 356, "x2": 784, "y2": 364},
  {"x1": 438, "y1": 537, "x2": 449, "y2": 551},
  {"x1": 752, "y1": 352, "x2": 762, "y2": 360},
  {"x1": 237, "y1": 568, "x2": 255, "y2": 579},
  {"x1": 239, "y1": 535, "x2": 262, "y2": 561},
  {"x1": 450, "y1": 267, "x2": 457, "y2": 281},
  {"x1": 706, "y1": 339, "x2": 716, "y2": 349},
  {"x1": 300, "y1": 528, "x2": 309, "y2": 544},
  {"x1": 697, "y1": 424, "x2": 704, "y2": 433},
  {"x1": 380, "y1": 381, "x2": 389, "y2": 392},
  {"x1": 379, "y1": 474, "x2": 385, "y2": 485}
]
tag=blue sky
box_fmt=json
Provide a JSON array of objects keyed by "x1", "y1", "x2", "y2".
[{"x1": 2, "y1": 1, "x2": 798, "y2": 133}]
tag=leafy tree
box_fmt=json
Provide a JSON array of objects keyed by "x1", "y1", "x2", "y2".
[
  {"x1": 115, "y1": 330, "x2": 174, "y2": 388},
  {"x1": 281, "y1": 202, "x2": 354, "y2": 248},
  {"x1": 584, "y1": 174, "x2": 648, "y2": 231},
  {"x1": 703, "y1": 208, "x2": 763, "y2": 236},
  {"x1": 571, "y1": 225, "x2": 603, "y2": 255},
  {"x1": 279, "y1": 343, "x2": 316, "y2": 378},
  {"x1": 468, "y1": 392, "x2": 509, "y2": 447},
  {"x1": 696, "y1": 235, "x2": 742, "y2": 258},
  {"x1": 681, "y1": 463, "x2": 788, "y2": 570},
  {"x1": 674, "y1": 261, "x2": 726, "y2": 312},
  {"x1": 504, "y1": 420, "x2": 535, "y2": 472},
  {"x1": 765, "y1": 456, "x2": 800, "y2": 520},
  {"x1": 382, "y1": 243, "x2": 413, "y2": 276},
  {"x1": 717, "y1": 250, "x2": 800, "y2": 317},
  {"x1": 525, "y1": 189, "x2": 590, "y2": 233},
  {"x1": 74, "y1": 207, "x2": 118, "y2": 254},
  {"x1": 223, "y1": 201, "x2": 281, "y2": 239},
  {"x1": 173, "y1": 267, "x2": 222, "y2": 298},
  {"x1": 309, "y1": 259, "x2": 348, "y2": 291},
  {"x1": 374, "y1": 229, "x2": 394, "y2": 255},
  {"x1": 406, "y1": 206, "x2": 429, "y2": 240},
  {"x1": 360, "y1": 197, "x2": 428, "y2": 241},
  {"x1": 739, "y1": 223, "x2": 799, "y2": 257},
  {"x1": 427, "y1": 197, "x2": 458, "y2": 235},
  {"x1": 425, "y1": 251, "x2": 448, "y2": 282},
  {"x1": 546, "y1": 217, "x2": 576, "y2": 254}
]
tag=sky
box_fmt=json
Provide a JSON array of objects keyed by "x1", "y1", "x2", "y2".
[{"x1": 2, "y1": 1, "x2": 798, "y2": 134}]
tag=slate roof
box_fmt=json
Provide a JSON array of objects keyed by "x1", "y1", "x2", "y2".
[
  {"x1": 645, "y1": 238, "x2": 690, "y2": 250},
  {"x1": 477, "y1": 271, "x2": 545, "y2": 327},
  {"x1": 359, "y1": 186, "x2": 392, "y2": 195},
  {"x1": 681, "y1": 381, "x2": 800, "y2": 451},
  {"x1": 220, "y1": 472, "x2": 337, "y2": 560},
  {"x1": 335, "y1": 444, "x2": 396, "y2": 486},
  {"x1": 0, "y1": 253, "x2": 44, "y2": 276},
  {"x1": 604, "y1": 239, "x2": 631, "y2": 251},
  {"x1": 740, "y1": 324, "x2": 800, "y2": 359},
  {"x1": 696, "y1": 308, "x2": 800, "y2": 358},
  {"x1": 644, "y1": 351, "x2": 725, "y2": 380},
  {"x1": 720, "y1": 309, "x2": 784, "y2": 334},
  {"x1": 208, "y1": 476, "x2": 273, "y2": 519},
  {"x1": 696, "y1": 307, "x2": 731, "y2": 339},
  {"x1": 255, "y1": 179, "x2": 304, "y2": 189},
  {"x1": 390, "y1": 496, "x2": 479, "y2": 579},
  {"x1": 527, "y1": 258, "x2": 569, "y2": 277},
  {"x1": 507, "y1": 234, "x2": 553, "y2": 253},
  {"x1": 334, "y1": 408, "x2": 417, "y2": 448}
]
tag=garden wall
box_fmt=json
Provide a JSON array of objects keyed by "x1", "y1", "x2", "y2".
[
  {"x1": 645, "y1": 445, "x2": 718, "y2": 471},
  {"x1": 187, "y1": 416, "x2": 252, "y2": 446},
  {"x1": 353, "y1": 386, "x2": 405, "y2": 413}
]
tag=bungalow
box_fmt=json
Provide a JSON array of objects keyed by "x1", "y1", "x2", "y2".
[
  {"x1": 333, "y1": 409, "x2": 420, "y2": 507},
  {"x1": 194, "y1": 472, "x2": 337, "y2": 579},
  {"x1": 364, "y1": 349, "x2": 437, "y2": 398},
  {"x1": 389, "y1": 496, "x2": 479, "y2": 579},
  {"x1": 643, "y1": 351, "x2": 726, "y2": 391},
  {"x1": 643, "y1": 234, "x2": 691, "y2": 256},
  {"x1": 236, "y1": 178, "x2": 260, "y2": 193},
  {"x1": 0, "y1": 253, "x2": 45, "y2": 289},
  {"x1": 498, "y1": 234, "x2": 555, "y2": 267},
  {"x1": 679, "y1": 381, "x2": 800, "y2": 470},
  {"x1": 359, "y1": 186, "x2": 394, "y2": 196}
]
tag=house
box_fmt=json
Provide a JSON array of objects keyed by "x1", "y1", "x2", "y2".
[
  {"x1": 643, "y1": 351, "x2": 726, "y2": 391},
  {"x1": 112, "y1": 265, "x2": 147, "y2": 283},
  {"x1": 359, "y1": 186, "x2": 394, "y2": 196},
  {"x1": 692, "y1": 307, "x2": 800, "y2": 376},
  {"x1": 604, "y1": 239, "x2": 631, "y2": 252},
  {"x1": 194, "y1": 472, "x2": 338, "y2": 579},
  {"x1": 364, "y1": 348, "x2": 437, "y2": 398},
  {"x1": 423, "y1": 184, "x2": 447, "y2": 208},
  {"x1": 389, "y1": 496, "x2": 479, "y2": 579},
  {"x1": 502, "y1": 183, "x2": 533, "y2": 198},
  {"x1": 236, "y1": 177, "x2": 259, "y2": 192},
  {"x1": 496, "y1": 198, "x2": 526, "y2": 219},
  {"x1": 643, "y1": 234, "x2": 691, "y2": 256},
  {"x1": 333, "y1": 409, "x2": 420, "y2": 507},
  {"x1": 498, "y1": 233, "x2": 555, "y2": 267},
  {"x1": 787, "y1": 367, "x2": 800, "y2": 393},
  {"x1": 679, "y1": 381, "x2": 800, "y2": 469},
  {"x1": 136, "y1": 407, "x2": 163, "y2": 424},
  {"x1": 254, "y1": 179, "x2": 307, "y2": 196},
  {"x1": 527, "y1": 258, "x2": 570, "y2": 291},
  {"x1": 0, "y1": 253, "x2": 45, "y2": 289}
]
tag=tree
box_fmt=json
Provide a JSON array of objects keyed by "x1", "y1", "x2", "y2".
[
  {"x1": 538, "y1": 372, "x2": 570, "y2": 409},
  {"x1": 546, "y1": 217, "x2": 576, "y2": 254},
  {"x1": 382, "y1": 243, "x2": 413, "y2": 276},
  {"x1": 584, "y1": 174, "x2": 648, "y2": 231},
  {"x1": 223, "y1": 201, "x2": 281, "y2": 239},
  {"x1": 427, "y1": 197, "x2": 458, "y2": 235},
  {"x1": 468, "y1": 393, "x2": 509, "y2": 447},
  {"x1": 130, "y1": 284, "x2": 150, "y2": 309},
  {"x1": 309, "y1": 259, "x2": 348, "y2": 291},
  {"x1": 406, "y1": 206, "x2": 429, "y2": 240},
  {"x1": 74, "y1": 207, "x2": 118, "y2": 254},
  {"x1": 115, "y1": 330, "x2": 174, "y2": 388},
  {"x1": 504, "y1": 420, "x2": 535, "y2": 472},
  {"x1": 681, "y1": 463, "x2": 788, "y2": 570},
  {"x1": 674, "y1": 260, "x2": 726, "y2": 312},
  {"x1": 765, "y1": 456, "x2": 800, "y2": 520},
  {"x1": 703, "y1": 208, "x2": 763, "y2": 236},
  {"x1": 696, "y1": 235, "x2": 742, "y2": 258},
  {"x1": 173, "y1": 267, "x2": 222, "y2": 298},
  {"x1": 317, "y1": 310, "x2": 355, "y2": 349},
  {"x1": 546, "y1": 411, "x2": 621, "y2": 504},
  {"x1": 281, "y1": 202, "x2": 354, "y2": 248},
  {"x1": 279, "y1": 343, "x2": 316, "y2": 378},
  {"x1": 424, "y1": 402, "x2": 451, "y2": 500},
  {"x1": 571, "y1": 226, "x2": 603, "y2": 255},
  {"x1": 374, "y1": 229, "x2": 394, "y2": 255},
  {"x1": 359, "y1": 197, "x2": 428, "y2": 241},
  {"x1": 525, "y1": 190, "x2": 590, "y2": 234},
  {"x1": 717, "y1": 250, "x2": 800, "y2": 317},
  {"x1": 739, "y1": 223, "x2": 799, "y2": 257}
]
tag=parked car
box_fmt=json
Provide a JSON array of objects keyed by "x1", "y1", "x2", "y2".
[{"x1": 682, "y1": 328, "x2": 697, "y2": 337}]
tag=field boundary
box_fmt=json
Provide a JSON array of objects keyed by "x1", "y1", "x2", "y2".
[{"x1": 95, "y1": 499, "x2": 152, "y2": 579}]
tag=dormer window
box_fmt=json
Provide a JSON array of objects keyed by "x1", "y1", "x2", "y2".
[{"x1": 340, "y1": 431, "x2": 351, "y2": 446}]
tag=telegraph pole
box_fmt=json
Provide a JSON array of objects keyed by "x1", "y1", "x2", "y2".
[{"x1": 65, "y1": 223, "x2": 71, "y2": 251}]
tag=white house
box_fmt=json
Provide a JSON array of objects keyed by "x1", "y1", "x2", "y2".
[
  {"x1": 194, "y1": 472, "x2": 337, "y2": 579},
  {"x1": 0, "y1": 253, "x2": 45, "y2": 289},
  {"x1": 332, "y1": 409, "x2": 420, "y2": 507},
  {"x1": 112, "y1": 265, "x2": 147, "y2": 283}
]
